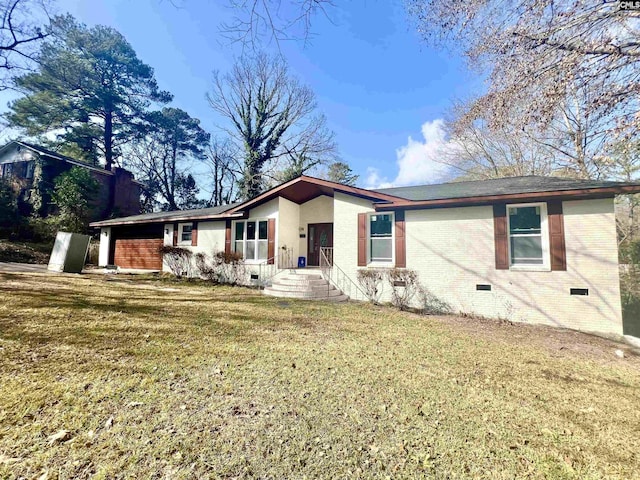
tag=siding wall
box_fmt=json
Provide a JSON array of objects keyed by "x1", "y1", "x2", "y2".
[{"x1": 333, "y1": 192, "x2": 623, "y2": 336}]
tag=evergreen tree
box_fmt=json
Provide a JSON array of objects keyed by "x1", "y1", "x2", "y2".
[
  {"x1": 326, "y1": 162, "x2": 358, "y2": 186},
  {"x1": 128, "y1": 107, "x2": 210, "y2": 210},
  {"x1": 7, "y1": 15, "x2": 172, "y2": 170},
  {"x1": 50, "y1": 166, "x2": 100, "y2": 233}
]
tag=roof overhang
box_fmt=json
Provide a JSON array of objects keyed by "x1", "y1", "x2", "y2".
[
  {"x1": 374, "y1": 185, "x2": 640, "y2": 211},
  {"x1": 90, "y1": 211, "x2": 244, "y2": 228},
  {"x1": 90, "y1": 176, "x2": 405, "y2": 228},
  {"x1": 90, "y1": 176, "x2": 640, "y2": 228}
]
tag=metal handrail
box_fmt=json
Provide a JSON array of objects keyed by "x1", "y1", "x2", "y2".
[
  {"x1": 320, "y1": 247, "x2": 366, "y2": 300},
  {"x1": 254, "y1": 247, "x2": 295, "y2": 287}
]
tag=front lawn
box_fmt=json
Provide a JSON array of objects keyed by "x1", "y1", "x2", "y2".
[{"x1": 0, "y1": 273, "x2": 638, "y2": 479}]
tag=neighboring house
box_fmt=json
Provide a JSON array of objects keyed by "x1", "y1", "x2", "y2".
[
  {"x1": 91, "y1": 175, "x2": 640, "y2": 337},
  {"x1": 0, "y1": 141, "x2": 142, "y2": 221}
]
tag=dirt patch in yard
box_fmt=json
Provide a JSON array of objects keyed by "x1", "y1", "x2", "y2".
[
  {"x1": 438, "y1": 314, "x2": 640, "y2": 368},
  {"x1": 0, "y1": 240, "x2": 52, "y2": 264}
]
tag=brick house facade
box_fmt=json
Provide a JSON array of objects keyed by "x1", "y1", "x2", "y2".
[{"x1": 0, "y1": 141, "x2": 142, "y2": 221}]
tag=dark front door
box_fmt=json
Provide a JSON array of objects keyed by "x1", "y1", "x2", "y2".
[{"x1": 307, "y1": 223, "x2": 333, "y2": 267}]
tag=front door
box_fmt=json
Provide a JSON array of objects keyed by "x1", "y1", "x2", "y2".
[{"x1": 307, "y1": 223, "x2": 333, "y2": 267}]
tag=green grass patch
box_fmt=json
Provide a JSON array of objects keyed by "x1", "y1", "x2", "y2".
[{"x1": 0, "y1": 273, "x2": 638, "y2": 479}]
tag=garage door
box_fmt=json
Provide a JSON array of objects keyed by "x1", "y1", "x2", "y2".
[
  {"x1": 113, "y1": 238, "x2": 163, "y2": 270},
  {"x1": 110, "y1": 224, "x2": 164, "y2": 270}
]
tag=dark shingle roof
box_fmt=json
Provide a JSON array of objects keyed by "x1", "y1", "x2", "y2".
[
  {"x1": 14, "y1": 141, "x2": 114, "y2": 176},
  {"x1": 90, "y1": 202, "x2": 243, "y2": 227},
  {"x1": 374, "y1": 176, "x2": 639, "y2": 201}
]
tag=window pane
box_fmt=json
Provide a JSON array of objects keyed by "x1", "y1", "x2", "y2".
[
  {"x1": 511, "y1": 236, "x2": 543, "y2": 264},
  {"x1": 258, "y1": 240, "x2": 268, "y2": 260},
  {"x1": 25, "y1": 161, "x2": 34, "y2": 179},
  {"x1": 370, "y1": 214, "x2": 392, "y2": 236},
  {"x1": 246, "y1": 240, "x2": 256, "y2": 260},
  {"x1": 247, "y1": 221, "x2": 256, "y2": 240},
  {"x1": 234, "y1": 241, "x2": 244, "y2": 256},
  {"x1": 181, "y1": 225, "x2": 192, "y2": 242},
  {"x1": 509, "y1": 206, "x2": 541, "y2": 234},
  {"x1": 235, "y1": 222, "x2": 244, "y2": 241},
  {"x1": 371, "y1": 238, "x2": 392, "y2": 262},
  {"x1": 258, "y1": 220, "x2": 268, "y2": 240}
]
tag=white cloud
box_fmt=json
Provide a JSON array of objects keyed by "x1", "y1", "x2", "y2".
[
  {"x1": 366, "y1": 119, "x2": 456, "y2": 188},
  {"x1": 364, "y1": 167, "x2": 394, "y2": 189}
]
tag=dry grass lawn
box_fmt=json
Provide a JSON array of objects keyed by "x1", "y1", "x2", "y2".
[{"x1": 0, "y1": 272, "x2": 639, "y2": 479}]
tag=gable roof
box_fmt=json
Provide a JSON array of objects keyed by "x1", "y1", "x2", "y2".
[
  {"x1": 0, "y1": 141, "x2": 115, "y2": 177},
  {"x1": 226, "y1": 175, "x2": 406, "y2": 214},
  {"x1": 0, "y1": 140, "x2": 148, "y2": 188},
  {"x1": 90, "y1": 174, "x2": 640, "y2": 228}
]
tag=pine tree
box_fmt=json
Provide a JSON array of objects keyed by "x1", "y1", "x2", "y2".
[{"x1": 7, "y1": 15, "x2": 172, "y2": 170}]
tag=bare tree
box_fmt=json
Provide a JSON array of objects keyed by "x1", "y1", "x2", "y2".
[
  {"x1": 127, "y1": 107, "x2": 209, "y2": 211},
  {"x1": 448, "y1": 81, "x2": 617, "y2": 181},
  {"x1": 0, "y1": 0, "x2": 52, "y2": 87},
  {"x1": 441, "y1": 114, "x2": 556, "y2": 180},
  {"x1": 612, "y1": 141, "x2": 640, "y2": 246},
  {"x1": 406, "y1": 0, "x2": 640, "y2": 171},
  {"x1": 273, "y1": 113, "x2": 337, "y2": 182},
  {"x1": 207, "y1": 53, "x2": 337, "y2": 199},
  {"x1": 220, "y1": 0, "x2": 335, "y2": 50},
  {"x1": 205, "y1": 137, "x2": 239, "y2": 206}
]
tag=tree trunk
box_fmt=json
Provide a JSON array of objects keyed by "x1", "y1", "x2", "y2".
[
  {"x1": 104, "y1": 111, "x2": 113, "y2": 171},
  {"x1": 104, "y1": 110, "x2": 116, "y2": 216}
]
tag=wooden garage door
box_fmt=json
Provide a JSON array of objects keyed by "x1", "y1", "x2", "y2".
[{"x1": 113, "y1": 239, "x2": 163, "y2": 270}]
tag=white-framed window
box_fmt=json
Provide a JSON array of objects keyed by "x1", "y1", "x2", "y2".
[
  {"x1": 1, "y1": 163, "x2": 13, "y2": 178},
  {"x1": 178, "y1": 223, "x2": 193, "y2": 244},
  {"x1": 234, "y1": 219, "x2": 268, "y2": 261},
  {"x1": 507, "y1": 203, "x2": 549, "y2": 269},
  {"x1": 25, "y1": 161, "x2": 35, "y2": 179},
  {"x1": 369, "y1": 213, "x2": 394, "y2": 264}
]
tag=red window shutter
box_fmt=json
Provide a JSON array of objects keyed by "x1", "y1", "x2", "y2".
[
  {"x1": 173, "y1": 222, "x2": 178, "y2": 246},
  {"x1": 357, "y1": 213, "x2": 367, "y2": 266},
  {"x1": 191, "y1": 221, "x2": 198, "y2": 247},
  {"x1": 395, "y1": 210, "x2": 406, "y2": 268},
  {"x1": 225, "y1": 220, "x2": 232, "y2": 254},
  {"x1": 493, "y1": 204, "x2": 509, "y2": 270},
  {"x1": 547, "y1": 201, "x2": 567, "y2": 271},
  {"x1": 267, "y1": 218, "x2": 276, "y2": 265}
]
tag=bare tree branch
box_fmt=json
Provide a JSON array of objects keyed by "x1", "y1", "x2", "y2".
[
  {"x1": 0, "y1": 0, "x2": 52, "y2": 88},
  {"x1": 219, "y1": 0, "x2": 335, "y2": 51},
  {"x1": 207, "y1": 53, "x2": 337, "y2": 199}
]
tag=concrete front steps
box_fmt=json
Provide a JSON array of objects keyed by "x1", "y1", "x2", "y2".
[{"x1": 263, "y1": 271, "x2": 349, "y2": 302}]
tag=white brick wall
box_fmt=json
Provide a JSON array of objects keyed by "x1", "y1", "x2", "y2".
[
  {"x1": 333, "y1": 192, "x2": 376, "y2": 296},
  {"x1": 333, "y1": 193, "x2": 623, "y2": 336},
  {"x1": 162, "y1": 220, "x2": 227, "y2": 273}
]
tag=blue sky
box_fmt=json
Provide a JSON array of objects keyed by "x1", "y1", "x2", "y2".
[{"x1": 1, "y1": 0, "x2": 483, "y2": 188}]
